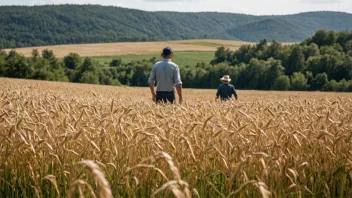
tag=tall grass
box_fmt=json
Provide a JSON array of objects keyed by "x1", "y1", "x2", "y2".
[{"x1": 0, "y1": 78, "x2": 351, "y2": 197}]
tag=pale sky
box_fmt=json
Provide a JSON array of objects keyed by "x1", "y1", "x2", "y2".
[{"x1": 0, "y1": 0, "x2": 351, "y2": 15}]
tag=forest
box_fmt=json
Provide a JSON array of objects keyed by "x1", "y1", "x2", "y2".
[
  {"x1": 1, "y1": 30, "x2": 352, "y2": 91},
  {"x1": 1, "y1": 5, "x2": 352, "y2": 48}
]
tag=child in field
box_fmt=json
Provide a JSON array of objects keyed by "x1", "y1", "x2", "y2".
[{"x1": 215, "y1": 75, "x2": 238, "y2": 101}]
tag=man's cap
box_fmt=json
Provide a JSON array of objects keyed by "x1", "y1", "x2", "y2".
[{"x1": 162, "y1": 47, "x2": 173, "y2": 56}]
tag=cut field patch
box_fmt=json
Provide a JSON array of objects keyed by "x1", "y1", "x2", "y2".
[{"x1": 4, "y1": 39, "x2": 254, "y2": 58}]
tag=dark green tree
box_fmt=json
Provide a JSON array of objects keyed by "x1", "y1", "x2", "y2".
[
  {"x1": 211, "y1": 46, "x2": 226, "y2": 64},
  {"x1": 42, "y1": 49, "x2": 55, "y2": 60},
  {"x1": 63, "y1": 53, "x2": 81, "y2": 70},
  {"x1": 290, "y1": 72, "x2": 307, "y2": 90},
  {"x1": 336, "y1": 79, "x2": 348, "y2": 91},
  {"x1": 0, "y1": 51, "x2": 7, "y2": 76},
  {"x1": 110, "y1": 58, "x2": 122, "y2": 67},
  {"x1": 323, "y1": 80, "x2": 338, "y2": 91},
  {"x1": 42, "y1": 49, "x2": 59, "y2": 69},
  {"x1": 244, "y1": 58, "x2": 267, "y2": 89},
  {"x1": 302, "y1": 43, "x2": 320, "y2": 59},
  {"x1": 336, "y1": 31, "x2": 351, "y2": 52},
  {"x1": 264, "y1": 40, "x2": 281, "y2": 60},
  {"x1": 75, "y1": 57, "x2": 99, "y2": 82},
  {"x1": 345, "y1": 40, "x2": 352, "y2": 53},
  {"x1": 310, "y1": 30, "x2": 335, "y2": 47},
  {"x1": 286, "y1": 45, "x2": 305, "y2": 75},
  {"x1": 234, "y1": 45, "x2": 254, "y2": 64},
  {"x1": 4, "y1": 50, "x2": 33, "y2": 78},
  {"x1": 265, "y1": 58, "x2": 285, "y2": 89},
  {"x1": 311, "y1": 72, "x2": 328, "y2": 90},
  {"x1": 31, "y1": 49, "x2": 40, "y2": 62},
  {"x1": 272, "y1": 75, "x2": 290, "y2": 90},
  {"x1": 80, "y1": 71, "x2": 99, "y2": 84},
  {"x1": 130, "y1": 63, "x2": 153, "y2": 86}
]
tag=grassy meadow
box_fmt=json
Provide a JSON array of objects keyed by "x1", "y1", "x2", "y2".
[
  {"x1": 91, "y1": 51, "x2": 215, "y2": 67},
  {"x1": 1, "y1": 78, "x2": 352, "y2": 197}
]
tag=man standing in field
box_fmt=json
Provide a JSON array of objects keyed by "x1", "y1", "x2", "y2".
[
  {"x1": 148, "y1": 47, "x2": 183, "y2": 104},
  {"x1": 215, "y1": 75, "x2": 238, "y2": 101}
]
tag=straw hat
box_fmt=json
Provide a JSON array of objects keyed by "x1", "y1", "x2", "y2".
[{"x1": 220, "y1": 75, "x2": 231, "y2": 82}]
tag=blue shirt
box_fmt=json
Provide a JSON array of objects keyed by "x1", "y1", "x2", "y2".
[
  {"x1": 148, "y1": 59, "x2": 182, "y2": 92},
  {"x1": 216, "y1": 84, "x2": 237, "y2": 100}
]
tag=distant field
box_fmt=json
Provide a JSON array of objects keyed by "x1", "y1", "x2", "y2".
[
  {"x1": 4, "y1": 39, "x2": 254, "y2": 58},
  {"x1": 92, "y1": 51, "x2": 215, "y2": 66}
]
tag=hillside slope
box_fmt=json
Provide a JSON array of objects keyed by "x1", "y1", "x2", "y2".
[
  {"x1": 0, "y1": 5, "x2": 351, "y2": 48},
  {"x1": 227, "y1": 18, "x2": 311, "y2": 42}
]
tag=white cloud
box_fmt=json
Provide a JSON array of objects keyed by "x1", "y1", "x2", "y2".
[
  {"x1": 301, "y1": 0, "x2": 345, "y2": 3},
  {"x1": 143, "y1": 0, "x2": 201, "y2": 2}
]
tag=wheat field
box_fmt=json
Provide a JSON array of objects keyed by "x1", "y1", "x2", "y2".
[
  {"x1": 4, "y1": 40, "x2": 255, "y2": 58},
  {"x1": 0, "y1": 78, "x2": 352, "y2": 197}
]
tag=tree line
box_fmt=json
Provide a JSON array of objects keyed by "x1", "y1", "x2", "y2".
[
  {"x1": 202, "y1": 29, "x2": 352, "y2": 91},
  {"x1": 0, "y1": 30, "x2": 352, "y2": 91}
]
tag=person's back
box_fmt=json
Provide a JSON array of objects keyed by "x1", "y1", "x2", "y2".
[
  {"x1": 148, "y1": 47, "x2": 183, "y2": 104},
  {"x1": 150, "y1": 60, "x2": 180, "y2": 92},
  {"x1": 216, "y1": 75, "x2": 238, "y2": 101},
  {"x1": 217, "y1": 84, "x2": 236, "y2": 100}
]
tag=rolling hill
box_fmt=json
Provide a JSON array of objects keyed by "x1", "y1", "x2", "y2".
[
  {"x1": 0, "y1": 5, "x2": 351, "y2": 48},
  {"x1": 227, "y1": 18, "x2": 311, "y2": 42}
]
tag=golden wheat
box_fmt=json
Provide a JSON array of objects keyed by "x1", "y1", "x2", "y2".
[{"x1": 0, "y1": 77, "x2": 352, "y2": 197}]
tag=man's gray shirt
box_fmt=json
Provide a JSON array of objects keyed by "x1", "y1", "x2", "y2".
[{"x1": 148, "y1": 59, "x2": 182, "y2": 92}]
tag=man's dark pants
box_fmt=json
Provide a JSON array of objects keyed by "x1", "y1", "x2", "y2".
[{"x1": 156, "y1": 91, "x2": 175, "y2": 103}]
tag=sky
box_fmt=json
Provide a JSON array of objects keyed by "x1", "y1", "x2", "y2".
[{"x1": 0, "y1": 0, "x2": 352, "y2": 15}]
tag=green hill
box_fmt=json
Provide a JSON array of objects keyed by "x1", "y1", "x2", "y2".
[
  {"x1": 0, "y1": 5, "x2": 351, "y2": 48},
  {"x1": 226, "y1": 18, "x2": 311, "y2": 42}
]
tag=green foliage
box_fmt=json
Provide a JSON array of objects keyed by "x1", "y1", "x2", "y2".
[
  {"x1": 0, "y1": 49, "x2": 118, "y2": 85},
  {"x1": 291, "y1": 72, "x2": 308, "y2": 90},
  {"x1": 2, "y1": 50, "x2": 33, "y2": 78},
  {"x1": 265, "y1": 58, "x2": 285, "y2": 89},
  {"x1": 309, "y1": 30, "x2": 336, "y2": 47},
  {"x1": 1, "y1": 5, "x2": 352, "y2": 48},
  {"x1": 31, "y1": 49, "x2": 40, "y2": 61},
  {"x1": 42, "y1": 49, "x2": 55, "y2": 60},
  {"x1": 110, "y1": 58, "x2": 122, "y2": 67},
  {"x1": 64, "y1": 53, "x2": 81, "y2": 70},
  {"x1": 323, "y1": 80, "x2": 338, "y2": 91},
  {"x1": 1, "y1": 29, "x2": 352, "y2": 92},
  {"x1": 323, "y1": 78, "x2": 352, "y2": 92},
  {"x1": 0, "y1": 51, "x2": 7, "y2": 76},
  {"x1": 209, "y1": 30, "x2": 352, "y2": 92},
  {"x1": 130, "y1": 63, "x2": 153, "y2": 86},
  {"x1": 311, "y1": 73, "x2": 328, "y2": 90},
  {"x1": 302, "y1": 43, "x2": 320, "y2": 59},
  {"x1": 80, "y1": 71, "x2": 99, "y2": 84},
  {"x1": 286, "y1": 45, "x2": 305, "y2": 75},
  {"x1": 245, "y1": 58, "x2": 267, "y2": 89},
  {"x1": 211, "y1": 46, "x2": 228, "y2": 65},
  {"x1": 273, "y1": 75, "x2": 291, "y2": 90}
]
